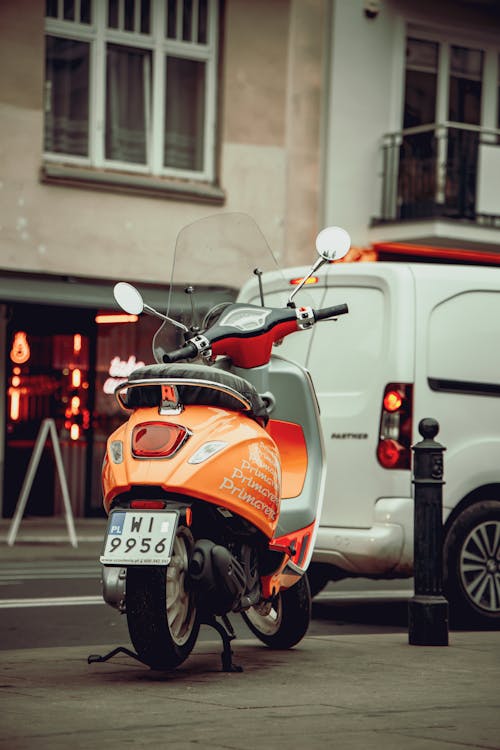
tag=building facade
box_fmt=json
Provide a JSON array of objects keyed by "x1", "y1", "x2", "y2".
[{"x1": 1, "y1": 0, "x2": 500, "y2": 518}]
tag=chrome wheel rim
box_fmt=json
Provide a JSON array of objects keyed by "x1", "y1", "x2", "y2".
[
  {"x1": 460, "y1": 519, "x2": 500, "y2": 614},
  {"x1": 166, "y1": 530, "x2": 196, "y2": 645},
  {"x1": 246, "y1": 596, "x2": 283, "y2": 636}
]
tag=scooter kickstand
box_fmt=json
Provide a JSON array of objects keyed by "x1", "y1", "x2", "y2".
[
  {"x1": 88, "y1": 646, "x2": 146, "y2": 666},
  {"x1": 202, "y1": 614, "x2": 243, "y2": 673}
]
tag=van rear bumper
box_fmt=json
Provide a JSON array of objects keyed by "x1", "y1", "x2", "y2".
[{"x1": 312, "y1": 497, "x2": 414, "y2": 577}]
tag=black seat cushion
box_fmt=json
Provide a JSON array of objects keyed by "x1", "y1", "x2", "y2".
[{"x1": 123, "y1": 363, "x2": 269, "y2": 424}]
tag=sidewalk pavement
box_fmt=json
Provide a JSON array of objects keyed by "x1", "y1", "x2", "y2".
[
  {"x1": 0, "y1": 516, "x2": 499, "y2": 749},
  {"x1": 0, "y1": 515, "x2": 105, "y2": 562}
]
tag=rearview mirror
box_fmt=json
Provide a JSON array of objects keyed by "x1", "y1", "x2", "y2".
[
  {"x1": 316, "y1": 226, "x2": 351, "y2": 262},
  {"x1": 114, "y1": 282, "x2": 144, "y2": 315}
]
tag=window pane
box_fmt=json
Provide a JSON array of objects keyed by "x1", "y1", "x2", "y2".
[
  {"x1": 198, "y1": 0, "x2": 208, "y2": 43},
  {"x1": 449, "y1": 47, "x2": 483, "y2": 124},
  {"x1": 106, "y1": 44, "x2": 152, "y2": 164},
  {"x1": 140, "y1": 0, "x2": 151, "y2": 33},
  {"x1": 44, "y1": 36, "x2": 89, "y2": 156},
  {"x1": 164, "y1": 57, "x2": 205, "y2": 171},
  {"x1": 406, "y1": 38, "x2": 438, "y2": 71},
  {"x1": 498, "y1": 54, "x2": 500, "y2": 130},
  {"x1": 166, "y1": 0, "x2": 177, "y2": 39},
  {"x1": 183, "y1": 0, "x2": 193, "y2": 41},
  {"x1": 63, "y1": 0, "x2": 76, "y2": 21},
  {"x1": 46, "y1": 0, "x2": 58, "y2": 18},
  {"x1": 124, "y1": 0, "x2": 135, "y2": 31},
  {"x1": 451, "y1": 46, "x2": 483, "y2": 79},
  {"x1": 108, "y1": 0, "x2": 119, "y2": 28},
  {"x1": 404, "y1": 69, "x2": 437, "y2": 127},
  {"x1": 80, "y1": 0, "x2": 91, "y2": 23}
]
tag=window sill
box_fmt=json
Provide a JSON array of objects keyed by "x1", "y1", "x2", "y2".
[{"x1": 40, "y1": 163, "x2": 226, "y2": 205}]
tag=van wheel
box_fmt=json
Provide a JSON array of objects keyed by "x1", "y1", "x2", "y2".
[
  {"x1": 444, "y1": 500, "x2": 500, "y2": 627},
  {"x1": 307, "y1": 563, "x2": 331, "y2": 598}
]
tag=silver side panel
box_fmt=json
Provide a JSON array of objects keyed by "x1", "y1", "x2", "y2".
[{"x1": 233, "y1": 354, "x2": 326, "y2": 567}]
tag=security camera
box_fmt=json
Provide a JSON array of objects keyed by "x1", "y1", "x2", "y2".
[{"x1": 364, "y1": 0, "x2": 380, "y2": 18}]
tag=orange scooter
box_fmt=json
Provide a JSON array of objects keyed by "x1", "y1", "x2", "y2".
[{"x1": 91, "y1": 213, "x2": 350, "y2": 672}]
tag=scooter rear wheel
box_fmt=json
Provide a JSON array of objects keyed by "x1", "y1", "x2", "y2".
[
  {"x1": 126, "y1": 526, "x2": 200, "y2": 669},
  {"x1": 241, "y1": 574, "x2": 311, "y2": 649}
]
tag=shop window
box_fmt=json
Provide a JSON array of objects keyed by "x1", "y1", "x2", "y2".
[{"x1": 44, "y1": 0, "x2": 219, "y2": 183}]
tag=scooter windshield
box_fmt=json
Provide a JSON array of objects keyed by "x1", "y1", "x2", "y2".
[{"x1": 152, "y1": 213, "x2": 285, "y2": 363}]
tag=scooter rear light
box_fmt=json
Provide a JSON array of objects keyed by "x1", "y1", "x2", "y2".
[
  {"x1": 377, "y1": 383, "x2": 413, "y2": 470},
  {"x1": 132, "y1": 421, "x2": 189, "y2": 458},
  {"x1": 130, "y1": 500, "x2": 166, "y2": 509}
]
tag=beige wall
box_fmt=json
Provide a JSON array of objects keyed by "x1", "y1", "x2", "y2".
[{"x1": 0, "y1": 0, "x2": 326, "y2": 287}]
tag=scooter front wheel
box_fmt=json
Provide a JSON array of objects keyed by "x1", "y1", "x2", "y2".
[
  {"x1": 126, "y1": 526, "x2": 200, "y2": 669},
  {"x1": 241, "y1": 574, "x2": 311, "y2": 649}
]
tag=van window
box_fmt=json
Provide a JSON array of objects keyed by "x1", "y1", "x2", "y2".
[
  {"x1": 429, "y1": 291, "x2": 500, "y2": 384},
  {"x1": 309, "y1": 287, "x2": 385, "y2": 393}
]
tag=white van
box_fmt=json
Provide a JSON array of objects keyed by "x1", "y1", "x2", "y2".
[{"x1": 238, "y1": 260, "x2": 500, "y2": 627}]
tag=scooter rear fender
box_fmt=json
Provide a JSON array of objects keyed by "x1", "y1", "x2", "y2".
[{"x1": 103, "y1": 404, "x2": 283, "y2": 538}]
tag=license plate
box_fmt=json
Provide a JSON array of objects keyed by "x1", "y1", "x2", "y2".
[{"x1": 100, "y1": 510, "x2": 178, "y2": 565}]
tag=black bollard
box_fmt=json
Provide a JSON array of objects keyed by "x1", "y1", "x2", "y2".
[{"x1": 408, "y1": 418, "x2": 449, "y2": 646}]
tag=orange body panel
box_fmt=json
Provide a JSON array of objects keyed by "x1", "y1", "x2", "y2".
[
  {"x1": 266, "y1": 419, "x2": 307, "y2": 499},
  {"x1": 102, "y1": 405, "x2": 282, "y2": 538}
]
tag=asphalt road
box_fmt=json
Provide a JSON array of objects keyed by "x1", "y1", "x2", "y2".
[{"x1": 0, "y1": 559, "x2": 413, "y2": 651}]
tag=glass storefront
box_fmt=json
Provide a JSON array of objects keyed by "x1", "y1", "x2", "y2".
[{"x1": 3, "y1": 302, "x2": 168, "y2": 518}]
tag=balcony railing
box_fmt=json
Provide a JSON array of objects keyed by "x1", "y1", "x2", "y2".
[{"x1": 379, "y1": 122, "x2": 500, "y2": 226}]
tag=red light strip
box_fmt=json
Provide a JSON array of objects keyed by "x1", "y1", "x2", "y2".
[{"x1": 95, "y1": 314, "x2": 139, "y2": 324}]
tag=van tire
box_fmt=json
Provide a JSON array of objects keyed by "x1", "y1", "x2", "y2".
[
  {"x1": 307, "y1": 563, "x2": 331, "y2": 598},
  {"x1": 443, "y1": 500, "x2": 500, "y2": 628}
]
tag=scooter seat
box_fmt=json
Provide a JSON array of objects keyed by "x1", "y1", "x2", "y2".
[{"x1": 123, "y1": 363, "x2": 269, "y2": 424}]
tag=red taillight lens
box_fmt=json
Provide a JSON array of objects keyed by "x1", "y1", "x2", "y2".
[
  {"x1": 130, "y1": 500, "x2": 166, "y2": 509},
  {"x1": 377, "y1": 383, "x2": 413, "y2": 470},
  {"x1": 377, "y1": 438, "x2": 404, "y2": 468},
  {"x1": 132, "y1": 422, "x2": 189, "y2": 458},
  {"x1": 383, "y1": 390, "x2": 403, "y2": 412}
]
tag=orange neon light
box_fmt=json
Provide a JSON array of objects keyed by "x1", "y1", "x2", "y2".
[
  {"x1": 10, "y1": 331, "x2": 30, "y2": 364},
  {"x1": 9, "y1": 389, "x2": 20, "y2": 421},
  {"x1": 70, "y1": 424, "x2": 80, "y2": 441},
  {"x1": 73, "y1": 334, "x2": 82, "y2": 354},
  {"x1": 72, "y1": 368, "x2": 82, "y2": 388},
  {"x1": 71, "y1": 396, "x2": 81, "y2": 413},
  {"x1": 95, "y1": 314, "x2": 138, "y2": 324},
  {"x1": 289, "y1": 276, "x2": 319, "y2": 286},
  {"x1": 13, "y1": 366, "x2": 21, "y2": 375},
  {"x1": 12, "y1": 375, "x2": 21, "y2": 388}
]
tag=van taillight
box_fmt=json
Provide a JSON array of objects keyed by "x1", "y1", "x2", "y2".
[
  {"x1": 377, "y1": 383, "x2": 413, "y2": 470},
  {"x1": 132, "y1": 422, "x2": 189, "y2": 458}
]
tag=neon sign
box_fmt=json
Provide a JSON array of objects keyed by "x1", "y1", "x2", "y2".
[
  {"x1": 10, "y1": 331, "x2": 30, "y2": 364},
  {"x1": 103, "y1": 355, "x2": 145, "y2": 395}
]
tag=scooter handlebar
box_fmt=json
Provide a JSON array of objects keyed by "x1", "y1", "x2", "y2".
[
  {"x1": 162, "y1": 342, "x2": 198, "y2": 363},
  {"x1": 313, "y1": 303, "x2": 349, "y2": 321}
]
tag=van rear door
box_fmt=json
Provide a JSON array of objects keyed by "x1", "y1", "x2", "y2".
[
  {"x1": 292, "y1": 263, "x2": 416, "y2": 529},
  {"x1": 239, "y1": 262, "x2": 416, "y2": 529}
]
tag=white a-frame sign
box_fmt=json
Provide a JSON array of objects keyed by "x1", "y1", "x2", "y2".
[{"x1": 7, "y1": 418, "x2": 78, "y2": 547}]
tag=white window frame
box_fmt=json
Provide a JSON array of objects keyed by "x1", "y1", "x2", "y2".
[
  {"x1": 403, "y1": 23, "x2": 500, "y2": 132},
  {"x1": 44, "y1": 0, "x2": 219, "y2": 183}
]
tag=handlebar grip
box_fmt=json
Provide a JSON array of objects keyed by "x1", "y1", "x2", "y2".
[
  {"x1": 314, "y1": 303, "x2": 349, "y2": 321},
  {"x1": 162, "y1": 342, "x2": 198, "y2": 363}
]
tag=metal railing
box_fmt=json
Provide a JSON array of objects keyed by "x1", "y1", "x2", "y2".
[{"x1": 380, "y1": 121, "x2": 500, "y2": 223}]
